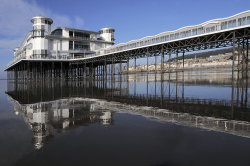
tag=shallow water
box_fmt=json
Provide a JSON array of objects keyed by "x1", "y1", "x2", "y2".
[{"x1": 1, "y1": 68, "x2": 250, "y2": 166}]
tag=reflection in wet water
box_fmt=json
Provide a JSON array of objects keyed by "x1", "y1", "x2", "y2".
[
  {"x1": 3, "y1": 68, "x2": 250, "y2": 165},
  {"x1": 7, "y1": 96, "x2": 114, "y2": 149},
  {"x1": 5, "y1": 68, "x2": 250, "y2": 145}
]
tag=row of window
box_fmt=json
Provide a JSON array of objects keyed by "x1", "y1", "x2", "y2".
[
  {"x1": 99, "y1": 29, "x2": 115, "y2": 34},
  {"x1": 51, "y1": 29, "x2": 62, "y2": 35},
  {"x1": 102, "y1": 16, "x2": 250, "y2": 54},
  {"x1": 33, "y1": 25, "x2": 45, "y2": 30},
  {"x1": 221, "y1": 17, "x2": 250, "y2": 30},
  {"x1": 33, "y1": 19, "x2": 52, "y2": 25},
  {"x1": 31, "y1": 55, "x2": 48, "y2": 59},
  {"x1": 33, "y1": 50, "x2": 47, "y2": 55},
  {"x1": 69, "y1": 31, "x2": 90, "y2": 38},
  {"x1": 33, "y1": 30, "x2": 45, "y2": 37},
  {"x1": 69, "y1": 36, "x2": 96, "y2": 40},
  {"x1": 69, "y1": 41, "x2": 90, "y2": 50}
]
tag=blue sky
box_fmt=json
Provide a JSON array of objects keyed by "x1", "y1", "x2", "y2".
[{"x1": 0, "y1": 0, "x2": 249, "y2": 78}]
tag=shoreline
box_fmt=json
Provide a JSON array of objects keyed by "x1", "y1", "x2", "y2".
[{"x1": 122, "y1": 65, "x2": 234, "y2": 74}]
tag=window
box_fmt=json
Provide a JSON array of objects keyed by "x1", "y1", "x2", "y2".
[
  {"x1": 232, "y1": 19, "x2": 236, "y2": 27},
  {"x1": 74, "y1": 42, "x2": 90, "y2": 50},
  {"x1": 186, "y1": 30, "x2": 191, "y2": 37},
  {"x1": 221, "y1": 22, "x2": 225, "y2": 30},
  {"x1": 206, "y1": 27, "x2": 210, "y2": 33},
  {"x1": 238, "y1": 18, "x2": 241, "y2": 26},
  {"x1": 242, "y1": 17, "x2": 246, "y2": 25},
  {"x1": 51, "y1": 29, "x2": 62, "y2": 35},
  {"x1": 228, "y1": 21, "x2": 232, "y2": 28},
  {"x1": 166, "y1": 35, "x2": 169, "y2": 41},
  {"x1": 170, "y1": 34, "x2": 174, "y2": 40},
  {"x1": 192, "y1": 29, "x2": 197, "y2": 36},
  {"x1": 181, "y1": 32, "x2": 185, "y2": 38},
  {"x1": 175, "y1": 33, "x2": 179, "y2": 39},
  {"x1": 69, "y1": 41, "x2": 73, "y2": 49},
  {"x1": 247, "y1": 16, "x2": 250, "y2": 24},
  {"x1": 198, "y1": 27, "x2": 203, "y2": 34},
  {"x1": 211, "y1": 26, "x2": 215, "y2": 32}
]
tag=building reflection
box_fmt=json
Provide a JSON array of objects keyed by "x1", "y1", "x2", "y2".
[{"x1": 7, "y1": 95, "x2": 114, "y2": 149}]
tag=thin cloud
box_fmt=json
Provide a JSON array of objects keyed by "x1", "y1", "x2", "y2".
[
  {"x1": 0, "y1": 0, "x2": 73, "y2": 37},
  {"x1": 0, "y1": 0, "x2": 84, "y2": 57},
  {"x1": 75, "y1": 16, "x2": 84, "y2": 29}
]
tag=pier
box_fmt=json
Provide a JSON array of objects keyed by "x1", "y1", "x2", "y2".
[{"x1": 4, "y1": 11, "x2": 250, "y2": 84}]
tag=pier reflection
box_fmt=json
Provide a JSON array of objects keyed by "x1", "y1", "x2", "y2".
[
  {"x1": 7, "y1": 93, "x2": 114, "y2": 149},
  {"x1": 5, "y1": 69, "x2": 250, "y2": 148}
]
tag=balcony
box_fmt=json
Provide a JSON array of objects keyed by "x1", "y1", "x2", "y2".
[
  {"x1": 69, "y1": 36, "x2": 96, "y2": 41},
  {"x1": 31, "y1": 54, "x2": 72, "y2": 60},
  {"x1": 69, "y1": 48, "x2": 90, "y2": 51}
]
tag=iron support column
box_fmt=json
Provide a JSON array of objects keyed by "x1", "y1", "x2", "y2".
[
  {"x1": 147, "y1": 49, "x2": 149, "y2": 106},
  {"x1": 232, "y1": 32, "x2": 235, "y2": 77},
  {"x1": 27, "y1": 62, "x2": 29, "y2": 80}
]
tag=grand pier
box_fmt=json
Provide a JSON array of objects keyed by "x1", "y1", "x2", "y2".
[{"x1": 5, "y1": 10, "x2": 250, "y2": 81}]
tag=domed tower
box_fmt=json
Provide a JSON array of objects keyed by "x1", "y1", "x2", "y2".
[
  {"x1": 99, "y1": 27, "x2": 115, "y2": 43},
  {"x1": 30, "y1": 16, "x2": 53, "y2": 59}
]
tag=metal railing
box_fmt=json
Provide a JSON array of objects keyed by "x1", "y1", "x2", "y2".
[
  {"x1": 74, "y1": 54, "x2": 96, "y2": 59},
  {"x1": 69, "y1": 48, "x2": 90, "y2": 51},
  {"x1": 69, "y1": 36, "x2": 96, "y2": 41},
  {"x1": 7, "y1": 54, "x2": 26, "y2": 67}
]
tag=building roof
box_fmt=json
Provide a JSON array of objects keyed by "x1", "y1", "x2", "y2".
[
  {"x1": 100, "y1": 27, "x2": 115, "y2": 30},
  {"x1": 99, "y1": 27, "x2": 115, "y2": 32},
  {"x1": 13, "y1": 47, "x2": 19, "y2": 52},
  {"x1": 30, "y1": 15, "x2": 53, "y2": 24},
  {"x1": 51, "y1": 27, "x2": 99, "y2": 34}
]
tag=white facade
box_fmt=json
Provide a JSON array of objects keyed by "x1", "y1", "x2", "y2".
[{"x1": 9, "y1": 15, "x2": 115, "y2": 66}]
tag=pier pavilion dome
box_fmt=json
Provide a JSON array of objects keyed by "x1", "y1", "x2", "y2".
[{"x1": 99, "y1": 27, "x2": 115, "y2": 42}]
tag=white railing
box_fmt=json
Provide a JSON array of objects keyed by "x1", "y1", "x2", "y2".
[
  {"x1": 69, "y1": 36, "x2": 96, "y2": 41},
  {"x1": 74, "y1": 54, "x2": 96, "y2": 59},
  {"x1": 7, "y1": 54, "x2": 26, "y2": 67},
  {"x1": 99, "y1": 12, "x2": 250, "y2": 56}
]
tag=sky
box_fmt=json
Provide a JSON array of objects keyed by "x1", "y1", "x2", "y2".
[{"x1": 0, "y1": 0, "x2": 250, "y2": 78}]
